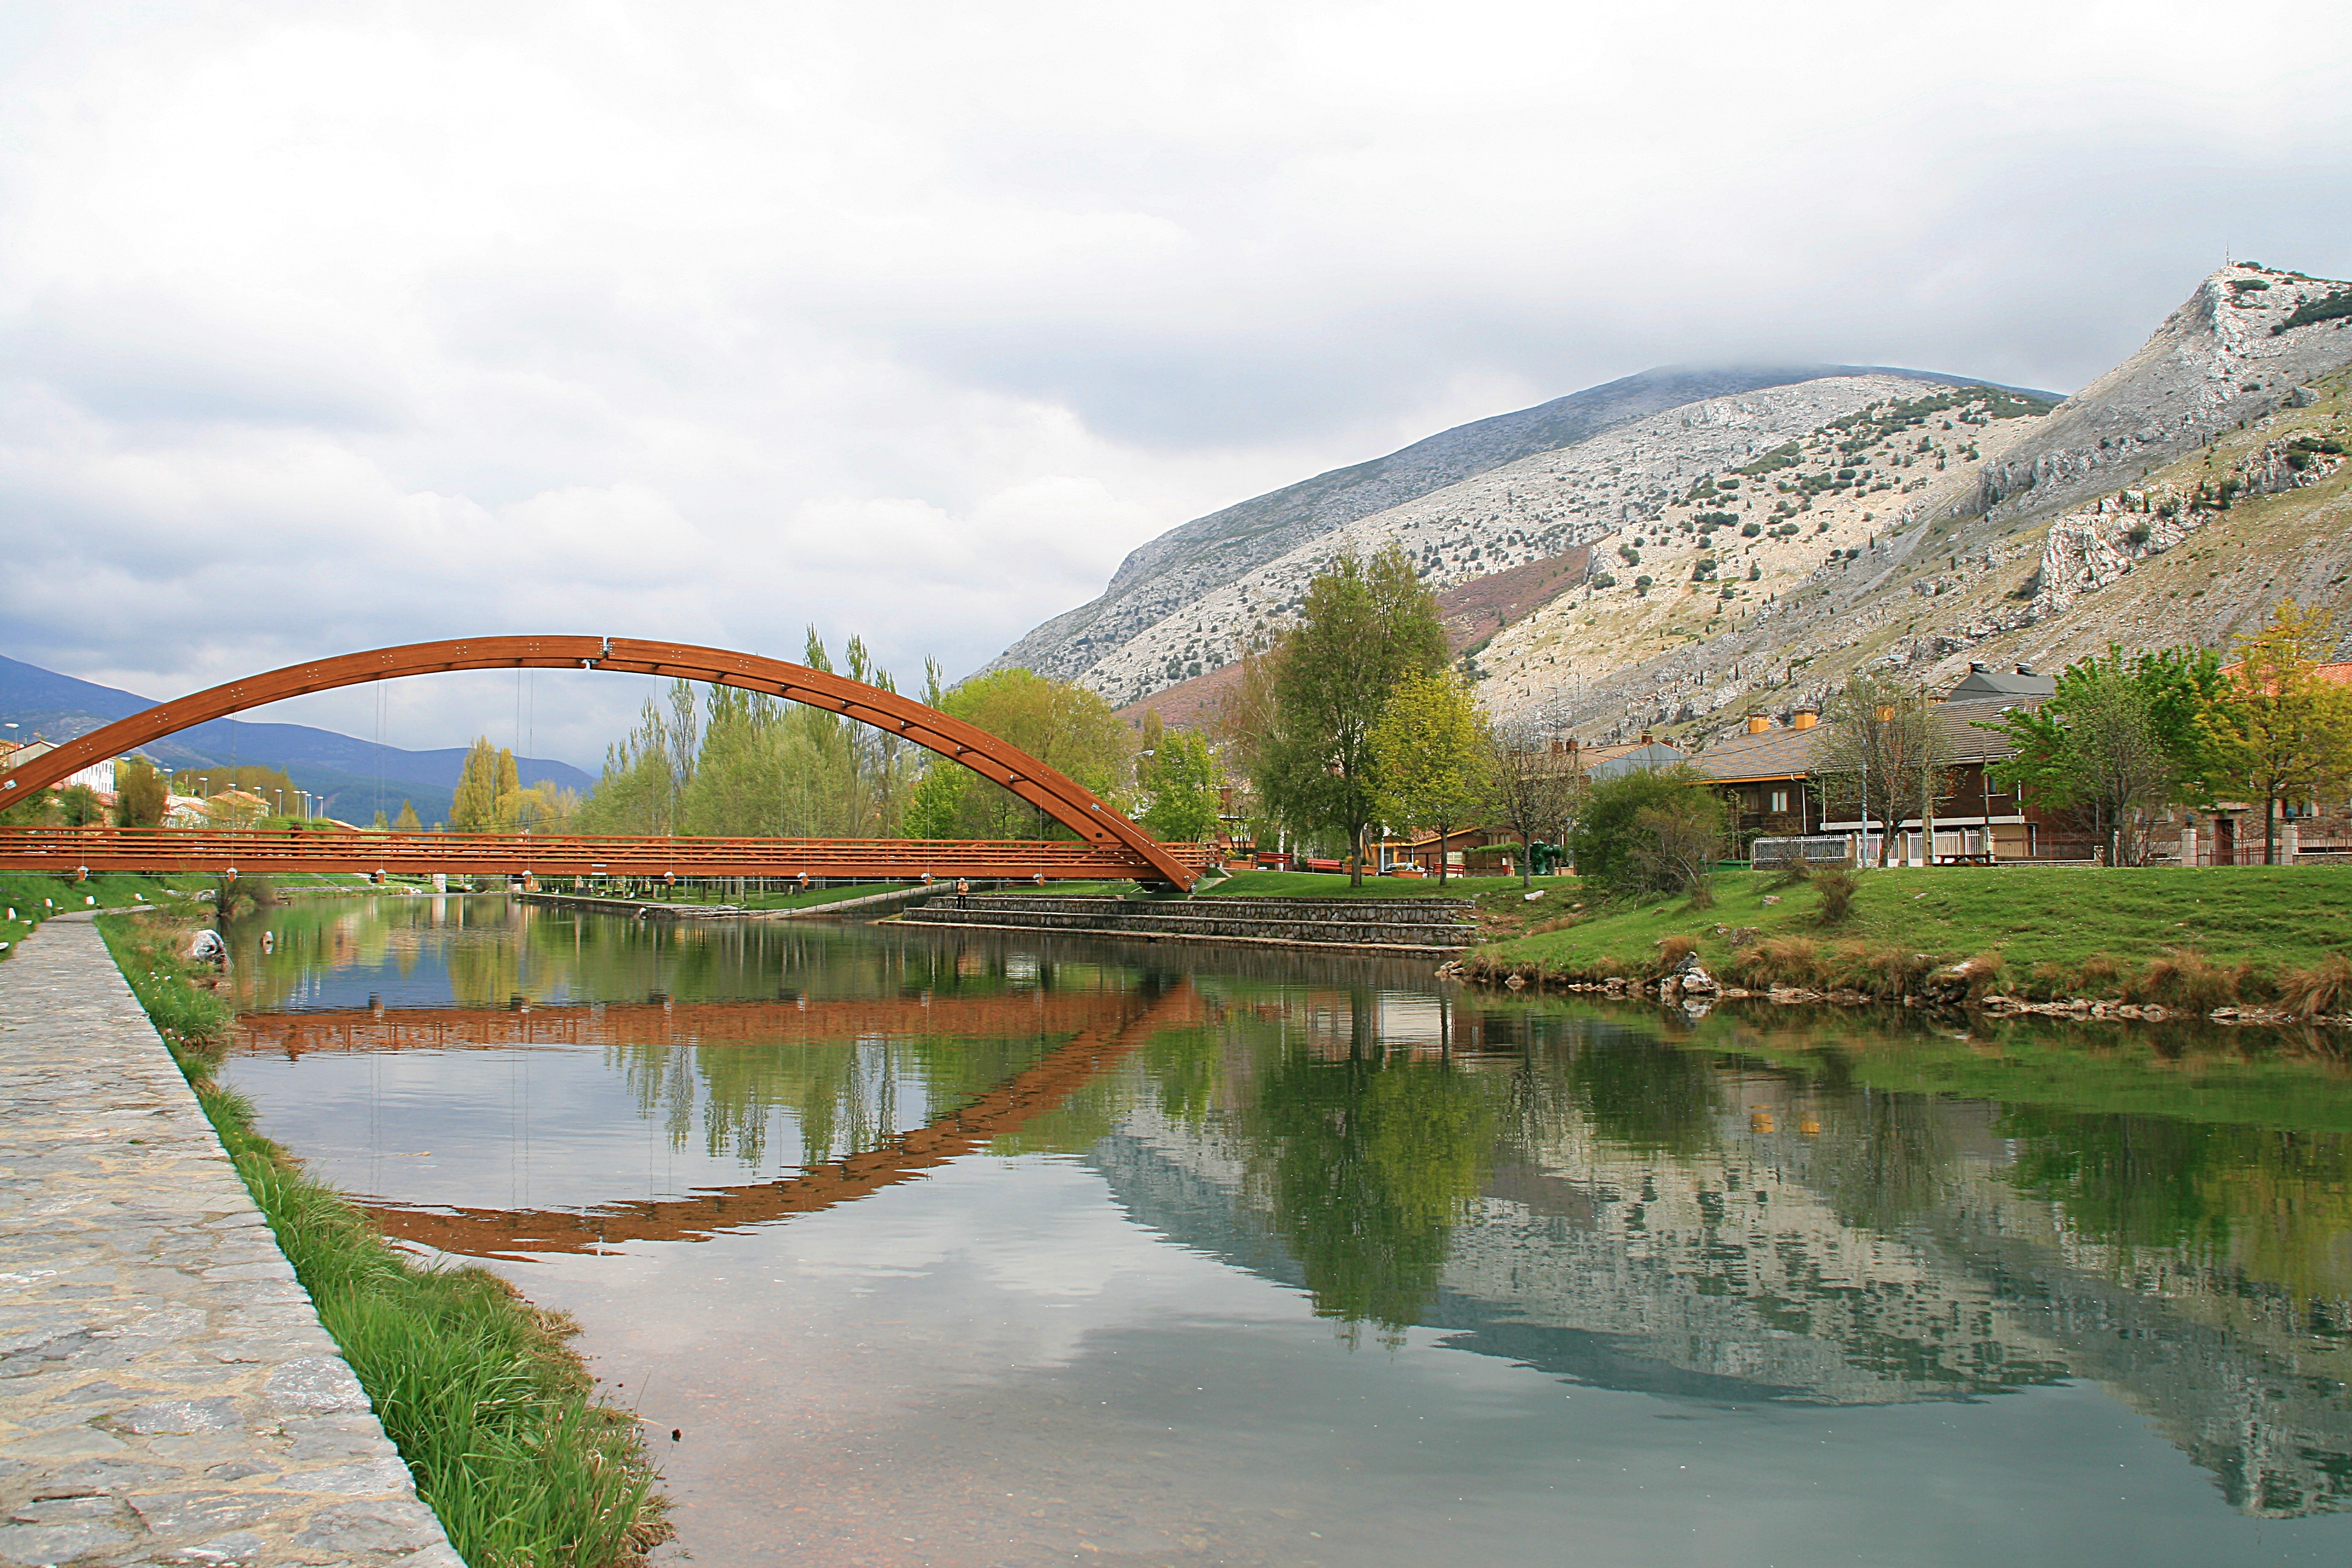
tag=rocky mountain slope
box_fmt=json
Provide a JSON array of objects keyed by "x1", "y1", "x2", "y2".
[
  {"x1": 1018, "y1": 263, "x2": 2352, "y2": 754},
  {"x1": 1070, "y1": 374, "x2": 2050, "y2": 708},
  {"x1": 990, "y1": 363, "x2": 2038, "y2": 691},
  {"x1": 1470, "y1": 264, "x2": 2352, "y2": 744}
]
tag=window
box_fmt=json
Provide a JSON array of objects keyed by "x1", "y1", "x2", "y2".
[{"x1": 1769, "y1": 789, "x2": 1790, "y2": 814}]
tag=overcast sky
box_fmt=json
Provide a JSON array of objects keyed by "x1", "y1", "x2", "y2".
[{"x1": 5, "y1": 1, "x2": 2349, "y2": 767}]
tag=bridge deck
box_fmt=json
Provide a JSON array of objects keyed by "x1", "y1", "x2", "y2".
[{"x1": 0, "y1": 828, "x2": 1213, "y2": 881}]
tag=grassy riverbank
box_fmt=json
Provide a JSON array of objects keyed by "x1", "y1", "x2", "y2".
[
  {"x1": 96, "y1": 911, "x2": 667, "y2": 1567},
  {"x1": 1471, "y1": 864, "x2": 2352, "y2": 1008}
]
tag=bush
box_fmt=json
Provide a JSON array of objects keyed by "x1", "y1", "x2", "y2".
[
  {"x1": 1813, "y1": 867, "x2": 1858, "y2": 925},
  {"x1": 1567, "y1": 769, "x2": 1725, "y2": 901}
]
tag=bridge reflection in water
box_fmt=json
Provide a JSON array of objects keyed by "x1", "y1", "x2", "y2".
[{"x1": 233, "y1": 987, "x2": 1204, "y2": 1255}]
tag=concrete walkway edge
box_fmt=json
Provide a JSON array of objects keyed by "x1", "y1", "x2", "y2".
[{"x1": 0, "y1": 915, "x2": 462, "y2": 1568}]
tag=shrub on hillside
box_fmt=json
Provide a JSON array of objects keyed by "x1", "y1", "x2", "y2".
[{"x1": 1812, "y1": 867, "x2": 1858, "y2": 926}]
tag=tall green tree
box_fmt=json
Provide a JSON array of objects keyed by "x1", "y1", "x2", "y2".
[
  {"x1": 1368, "y1": 669, "x2": 1489, "y2": 883},
  {"x1": 451, "y1": 737, "x2": 520, "y2": 832},
  {"x1": 1138, "y1": 726, "x2": 1222, "y2": 843},
  {"x1": 2198, "y1": 602, "x2": 2352, "y2": 864},
  {"x1": 903, "y1": 668, "x2": 1134, "y2": 839},
  {"x1": 392, "y1": 800, "x2": 422, "y2": 833},
  {"x1": 1254, "y1": 547, "x2": 1447, "y2": 886},
  {"x1": 1987, "y1": 644, "x2": 2227, "y2": 864},
  {"x1": 114, "y1": 758, "x2": 168, "y2": 828}
]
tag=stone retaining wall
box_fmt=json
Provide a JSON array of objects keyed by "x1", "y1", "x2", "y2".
[
  {"x1": 0, "y1": 916, "x2": 460, "y2": 1568},
  {"x1": 893, "y1": 895, "x2": 1474, "y2": 953}
]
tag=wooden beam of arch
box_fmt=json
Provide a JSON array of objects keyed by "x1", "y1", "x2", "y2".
[{"x1": 0, "y1": 635, "x2": 1194, "y2": 889}]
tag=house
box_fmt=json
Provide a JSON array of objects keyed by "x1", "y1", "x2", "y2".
[{"x1": 1686, "y1": 684, "x2": 2087, "y2": 863}]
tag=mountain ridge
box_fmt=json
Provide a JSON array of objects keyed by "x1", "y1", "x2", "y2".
[{"x1": 990, "y1": 362, "x2": 2059, "y2": 691}]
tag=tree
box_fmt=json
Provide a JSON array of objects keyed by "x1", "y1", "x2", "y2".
[
  {"x1": 1987, "y1": 644, "x2": 2226, "y2": 864},
  {"x1": 1370, "y1": 670, "x2": 1489, "y2": 883},
  {"x1": 1253, "y1": 547, "x2": 1447, "y2": 886},
  {"x1": 903, "y1": 668, "x2": 1134, "y2": 839},
  {"x1": 451, "y1": 737, "x2": 520, "y2": 832},
  {"x1": 1481, "y1": 722, "x2": 1586, "y2": 887},
  {"x1": 1810, "y1": 671, "x2": 1946, "y2": 866},
  {"x1": 115, "y1": 758, "x2": 168, "y2": 828},
  {"x1": 1138, "y1": 728, "x2": 1222, "y2": 843},
  {"x1": 2198, "y1": 602, "x2": 2352, "y2": 864},
  {"x1": 392, "y1": 800, "x2": 422, "y2": 833},
  {"x1": 1567, "y1": 766, "x2": 1723, "y2": 900},
  {"x1": 59, "y1": 783, "x2": 106, "y2": 827}
]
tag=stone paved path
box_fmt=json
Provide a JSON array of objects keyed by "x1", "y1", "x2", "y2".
[{"x1": 0, "y1": 915, "x2": 461, "y2": 1567}]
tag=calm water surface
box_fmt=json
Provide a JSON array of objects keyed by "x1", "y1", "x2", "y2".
[{"x1": 220, "y1": 894, "x2": 2352, "y2": 1566}]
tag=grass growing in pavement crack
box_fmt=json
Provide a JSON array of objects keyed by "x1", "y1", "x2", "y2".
[{"x1": 97, "y1": 912, "x2": 670, "y2": 1568}]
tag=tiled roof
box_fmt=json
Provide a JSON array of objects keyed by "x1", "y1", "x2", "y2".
[
  {"x1": 1689, "y1": 695, "x2": 2042, "y2": 781},
  {"x1": 1688, "y1": 726, "x2": 1821, "y2": 782}
]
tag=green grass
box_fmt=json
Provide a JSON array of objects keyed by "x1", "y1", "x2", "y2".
[
  {"x1": 97, "y1": 913, "x2": 667, "y2": 1567},
  {"x1": 1, "y1": 872, "x2": 212, "y2": 959},
  {"x1": 1473, "y1": 865, "x2": 2352, "y2": 1005}
]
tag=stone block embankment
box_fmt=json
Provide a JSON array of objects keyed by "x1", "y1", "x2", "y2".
[
  {"x1": 892, "y1": 895, "x2": 1475, "y2": 955},
  {"x1": 0, "y1": 916, "x2": 459, "y2": 1568}
]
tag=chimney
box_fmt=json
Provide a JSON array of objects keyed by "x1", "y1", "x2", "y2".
[
  {"x1": 1639, "y1": 730, "x2": 1653, "y2": 744},
  {"x1": 1968, "y1": 661, "x2": 1989, "y2": 673},
  {"x1": 1790, "y1": 708, "x2": 1819, "y2": 730},
  {"x1": 2014, "y1": 663, "x2": 2037, "y2": 677},
  {"x1": 1746, "y1": 711, "x2": 1769, "y2": 734}
]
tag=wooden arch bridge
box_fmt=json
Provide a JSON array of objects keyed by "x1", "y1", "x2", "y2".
[{"x1": 0, "y1": 635, "x2": 1206, "y2": 889}]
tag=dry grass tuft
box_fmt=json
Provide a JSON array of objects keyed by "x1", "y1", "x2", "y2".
[
  {"x1": 2133, "y1": 948, "x2": 2239, "y2": 1013},
  {"x1": 1736, "y1": 935, "x2": 1824, "y2": 988},
  {"x1": 2278, "y1": 953, "x2": 2352, "y2": 1016}
]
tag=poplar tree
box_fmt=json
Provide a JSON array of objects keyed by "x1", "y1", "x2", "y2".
[{"x1": 1254, "y1": 546, "x2": 1448, "y2": 886}]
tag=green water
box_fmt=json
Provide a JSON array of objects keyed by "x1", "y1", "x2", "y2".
[{"x1": 220, "y1": 894, "x2": 2352, "y2": 1566}]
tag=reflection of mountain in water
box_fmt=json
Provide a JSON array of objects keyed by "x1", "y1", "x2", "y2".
[{"x1": 1089, "y1": 1061, "x2": 2352, "y2": 1518}]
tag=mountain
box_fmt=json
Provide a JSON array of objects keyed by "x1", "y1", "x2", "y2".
[
  {"x1": 988, "y1": 363, "x2": 2054, "y2": 694},
  {"x1": 996, "y1": 263, "x2": 2352, "y2": 754},
  {"x1": 1466, "y1": 263, "x2": 2352, "y2": 743},
  {"x1": 0, "y1": 653, "x2": 596, "y2": 826}
]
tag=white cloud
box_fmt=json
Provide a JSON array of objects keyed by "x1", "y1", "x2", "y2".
[{"x1": 3, "y1": 0, "x2": 2348, "y2": 762}]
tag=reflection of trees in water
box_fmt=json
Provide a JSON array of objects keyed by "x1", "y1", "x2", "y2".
[
  {"x1": 2006, "y1": 1111, "x2": 2352, "y2": 1306},
  {"x1": 1236, "y1": 989, "x2": 1497, "y2": 1336},
  {"x1": 1817, "y1": 1091, "x2": 1956, "y2": 1235},
  {"x1": 606, "y1": 1028, "x2": 1082, "y2": 1171}
]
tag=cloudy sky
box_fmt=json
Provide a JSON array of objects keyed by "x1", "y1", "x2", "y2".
[{"x1": 5, "y1": 1, "x2": 2349, "y2": 766}]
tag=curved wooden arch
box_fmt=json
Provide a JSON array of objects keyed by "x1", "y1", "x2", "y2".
[{"x1": 0, "y1": 635, "x2": 1194, "y2": 888}]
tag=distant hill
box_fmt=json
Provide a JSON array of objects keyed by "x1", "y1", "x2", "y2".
[{"x1": 0, "y1": 653, "x2": 595, "y2": 826}]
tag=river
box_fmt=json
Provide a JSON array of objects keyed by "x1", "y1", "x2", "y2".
[{"x1": 215, "y1": 893, "x2": 2352, "y2": 1566}]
